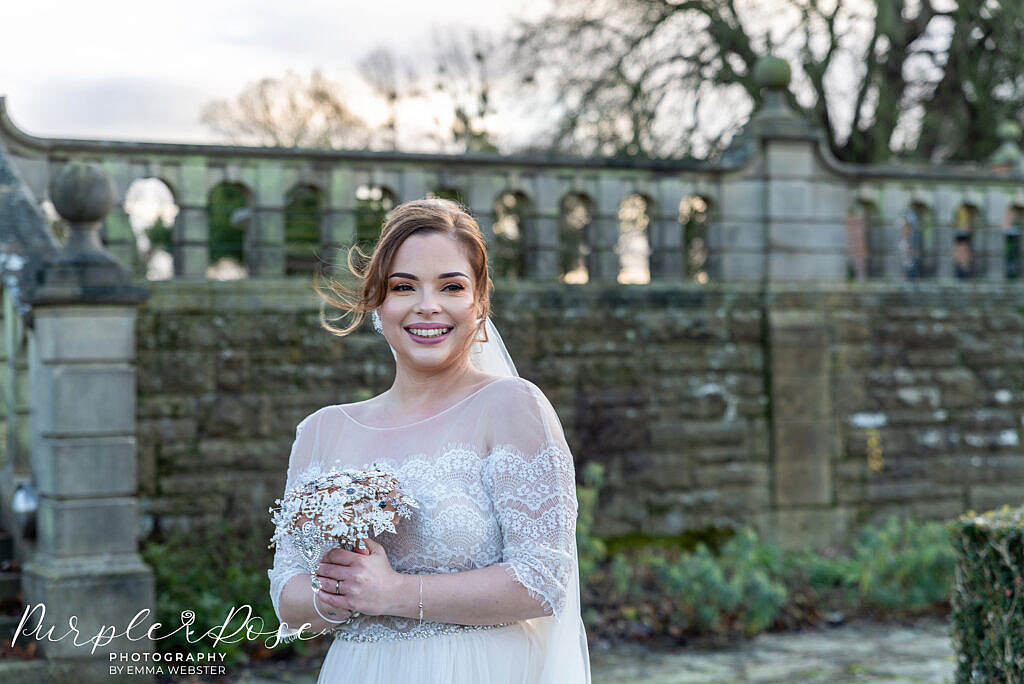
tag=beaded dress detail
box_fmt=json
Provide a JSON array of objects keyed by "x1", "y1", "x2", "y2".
[{"x1": 266, "y1": 376, "x2": 591, "y2": 683}]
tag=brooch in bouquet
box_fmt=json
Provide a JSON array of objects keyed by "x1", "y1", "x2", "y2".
[{"x1": 268, "y1": 462, "x2": 419, "y2": 627}]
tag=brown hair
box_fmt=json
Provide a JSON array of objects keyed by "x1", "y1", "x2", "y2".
[{"x1": 313, "y1": 197, "x2": 492, "y2": 341}]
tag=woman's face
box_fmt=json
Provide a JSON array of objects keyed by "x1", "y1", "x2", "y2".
[{"x1": 378, "y1": 231, "x2": 482, "y2": 371}]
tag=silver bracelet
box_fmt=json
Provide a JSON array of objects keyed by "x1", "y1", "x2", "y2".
[{"x1": 418, "y1": 575, "x2": 423, "y2": 625}]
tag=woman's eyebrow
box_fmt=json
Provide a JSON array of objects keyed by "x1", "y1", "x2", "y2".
[{"x1": 388, "y1": 272, "x2": 469, "y2": 280}]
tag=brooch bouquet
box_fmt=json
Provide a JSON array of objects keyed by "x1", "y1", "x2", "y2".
[{"x1": 268, "y1": 461, "x2": 419, "y2": 629}]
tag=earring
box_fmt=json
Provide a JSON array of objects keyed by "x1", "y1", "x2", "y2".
[{"x1": 371, "y1": 309, "x2": 384, "y2": 334}]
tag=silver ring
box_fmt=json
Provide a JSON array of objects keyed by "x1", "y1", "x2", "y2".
[{"x1": 335, "y1": 579, "x2": 341, "y2": 594}]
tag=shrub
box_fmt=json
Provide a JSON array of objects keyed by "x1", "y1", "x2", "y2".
[
  {"x1": 140, "y1": 517, "x2": 319, "y2": 667},
  {"x1": 576, "y1": 461, "x2": 608, "y2": 588},
  {"x1": 626, "y1": 527, "x2": 788, "y2": 638},
  {"x1": 850, "y1": 514, "x2": 956, "y2": 609},
  {"x1": 576, "y1": 489, "x2": 955, "y2": 644}
]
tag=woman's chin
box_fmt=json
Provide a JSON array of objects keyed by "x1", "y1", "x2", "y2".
[{"x1": 398, "y1": 342, "x2": 471, "y2": 368}]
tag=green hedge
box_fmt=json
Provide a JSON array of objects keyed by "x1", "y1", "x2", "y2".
[{"x1": 948, "y1": 504, "x2": 1024, "y2": 683}]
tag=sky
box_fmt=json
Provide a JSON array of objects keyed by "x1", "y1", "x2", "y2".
[
  {"x1": 1, "y1": 1, "x2": 552, "y2": 280},
  {"x1": 0, "y1": 0, "x2": 540, "y2": 144}
]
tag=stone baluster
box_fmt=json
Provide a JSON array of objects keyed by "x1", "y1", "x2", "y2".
[
  {"x1": 250, "y1": 165, "x2": 286, "y2": 277},
  {"x1": 587, "y1": 177, "x2": 624, "y2": 282},
  {"x1": 527, "y1": 181, "x2": 561, "y2": 280},
  {"x1": 649, "y1": 209, "x2": 684, "y2": 280},
  {"x1": 325, "y1": 168, "x2": 358, "y2": 280},
  {"x1": 587, "y1": 212, "x2": 621, "y2": 282},
  {"x1": 249, "y1": 203, "x2": 286, "y2": 277},
  {"x1": 173, "y1": 160, "x2": 210, "y2": 279}
]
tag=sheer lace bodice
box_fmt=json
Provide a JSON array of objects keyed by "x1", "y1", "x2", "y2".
[{"x1": 267, "y1": 376, "x2": 581, "y2": 643}]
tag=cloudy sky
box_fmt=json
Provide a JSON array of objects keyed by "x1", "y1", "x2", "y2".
[{"x1": 1, "y1": 0, "x2": 540, "y2": 145}]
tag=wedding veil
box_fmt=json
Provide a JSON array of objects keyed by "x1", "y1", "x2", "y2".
[{"x1": 371, "y1": 309, "x2": 591, "y2": 682}]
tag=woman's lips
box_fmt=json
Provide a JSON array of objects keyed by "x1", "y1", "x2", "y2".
[{"x1": 405, "y1": 327, "x2": 453, "y2": 345}]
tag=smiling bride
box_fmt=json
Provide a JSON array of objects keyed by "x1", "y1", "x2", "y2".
[{"x1": 266, "y1": 198, "x2": 592, "y2": 683}]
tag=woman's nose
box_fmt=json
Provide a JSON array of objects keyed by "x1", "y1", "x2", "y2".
[{"x1": 415, "y1": 287, "x2": 441, "y2": 313}]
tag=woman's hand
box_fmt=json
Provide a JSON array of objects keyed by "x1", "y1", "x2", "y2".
[{"x1": 314, "y1": 538, "x2": 404, "y2": 618}]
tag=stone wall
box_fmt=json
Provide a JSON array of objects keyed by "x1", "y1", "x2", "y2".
[
  {"x1": 804, "y1": 283, "x2": 1024, "y2": 525},
  {"x1": 136, "y1": 278, "x2": 1024, "y2": 551}
]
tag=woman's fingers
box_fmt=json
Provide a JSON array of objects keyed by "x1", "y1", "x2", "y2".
[
  {"x1": 323, "y1": 546, "x2": 364, "y2": 565},
  {"x1": 317, "y1": 588, "x2": 353, "y2": 613},
  {"x1": 316, "y1": 562, "x2": 352, "y2": 583},
  {"x1": 316, "y1": 575, "x2": 343, "y2": 596}
]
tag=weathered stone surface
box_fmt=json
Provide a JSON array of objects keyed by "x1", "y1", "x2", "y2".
[{"x1": 132, "y1": 278, "x2": 1024, "y2": 552}]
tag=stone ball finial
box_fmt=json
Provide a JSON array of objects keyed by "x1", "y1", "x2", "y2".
[
  {"x1": 753, "y1": 55, "x2": 791, "y2": 91},
  {"x1": 997, "y1": 120, "x2": 1022, "y2": 142},
  {"x1": 49, "y1": 161, "x2": 116, "y2": 223}
]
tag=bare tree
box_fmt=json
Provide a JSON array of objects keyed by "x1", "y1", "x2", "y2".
[
  {"x1": 427, "y1": 26, "x2": 504, "y2": 153},
  {"x1": 200, "y1": 69, "x2": 376, "y2": 149},
  {"x1": 358, "y1": 48, "x2": 423, "y2": 150},
  {"x1": 511, "y1": 0, "x2": 1024, "y2": 163},
  {"x1": 358, "y1": 26, "x2": 507, "y2": 154}
]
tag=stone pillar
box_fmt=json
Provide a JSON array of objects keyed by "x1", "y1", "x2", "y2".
[
  {"x1": 721, "y1": 55, "x2": 848, "y2": 282},
  {"x1": 20, "y1": 161, "x2": 153, "y2": 683},
  {"x1": 766, "y1": 308, "x2": 847, "y2": 551}
]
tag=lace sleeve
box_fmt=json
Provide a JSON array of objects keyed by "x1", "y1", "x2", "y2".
[
  {"x1": 267, "y1": 411, "x2": 320, "y2": 643},
  {"x1": 483, "y1": 379, "x2": 579, "y2": 623}
]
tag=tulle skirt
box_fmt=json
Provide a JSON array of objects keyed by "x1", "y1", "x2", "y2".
[{"x1": 317, "y1": 621, "x2": 544, "y2": 684}]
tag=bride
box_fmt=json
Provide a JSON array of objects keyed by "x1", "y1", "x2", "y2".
[{"x1": 267, "y1": 198, "x2": 592, "y2": 682}]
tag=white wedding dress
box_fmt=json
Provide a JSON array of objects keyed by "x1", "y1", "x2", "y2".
[{"x1": 267, "y1": 375, "x2": 592, "y2": 683}]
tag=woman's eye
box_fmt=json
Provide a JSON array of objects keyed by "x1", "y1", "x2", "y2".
[{"x1": 391, "y1": 283, "x2": 464, "y2": 292}]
